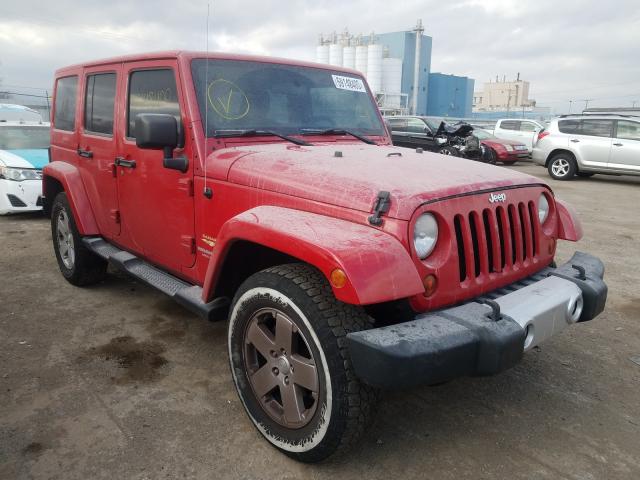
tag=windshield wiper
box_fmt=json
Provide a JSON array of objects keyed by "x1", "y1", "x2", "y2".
[
  {"x1": 213, "y1": 129, "x2": 311, "y2": 146},
  {"x1": 300, "y1": 128, "x2": 376, "y2": 145}
]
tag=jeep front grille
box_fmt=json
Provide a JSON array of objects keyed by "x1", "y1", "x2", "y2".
[{"x1": 454, "y1": 201, "x2": 539, "y2": 282}]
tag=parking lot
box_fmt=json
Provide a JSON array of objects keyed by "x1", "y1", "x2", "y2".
[{"x1": 1, "y1": 162, "x2": 639, "y2": 480}]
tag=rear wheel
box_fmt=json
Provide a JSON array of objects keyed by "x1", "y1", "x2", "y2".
[
  {"x1": 228, "y1": 263, "x2": 378, "y2": 462},
  {"x1": 548, "y1": 154, "x2": 577, "y2": 180},
  {"x1": 51, "y1": 192, "x2": 107, "y2": 286}
]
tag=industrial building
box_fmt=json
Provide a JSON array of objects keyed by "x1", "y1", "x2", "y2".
[
  {"x1": 473, "y1": 74, "x2": 535, "y2": 113},
  {"x1": 315, "y1": 21, "x2": 473, "y2": 117},
  {"x1": 426, "y1": 73, "x2": 474, "y2": 118}
]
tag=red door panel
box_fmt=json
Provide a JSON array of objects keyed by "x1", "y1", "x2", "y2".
[
  {"x1": 115, "y1": 61, "x2": 195, "y2": 273},
  {"x1": 77, "y1": 67, "x2": 121, "y2": 237}
]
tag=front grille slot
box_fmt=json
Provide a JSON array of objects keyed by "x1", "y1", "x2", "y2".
[{"x1": 455, "y1": 198, "x2": 541, "y2": 282}]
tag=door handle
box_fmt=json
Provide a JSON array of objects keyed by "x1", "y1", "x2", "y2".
[
  {"x1": 570, "y1": 139, "x2": 580, "y2": 143},
  {"x1": 114, "y1": 157, "x2": 136, "y2": 168},
  {"x1": 613, "y1": 143, "x2": 623, "y2": 147},
  {"x1": 77, "y1": 148, "x2": 93, "y2": 158}
]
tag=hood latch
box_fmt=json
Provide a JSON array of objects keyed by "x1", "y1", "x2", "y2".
[{"x1": 368, "y1": 191, "x2": 391, "y2": 226}]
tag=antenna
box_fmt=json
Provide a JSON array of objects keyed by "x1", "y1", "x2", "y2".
[{"x1": 203, "y1": 2, "x2": 211, "y2": 198}]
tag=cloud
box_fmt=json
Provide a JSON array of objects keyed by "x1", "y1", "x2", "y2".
[{"x1": 1, "y1": 0, "x2": 639, "y2": 111}]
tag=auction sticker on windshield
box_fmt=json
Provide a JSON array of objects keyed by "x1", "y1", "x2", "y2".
[{"x1": 332, "y1": 75, "x2": 366, "y2": 93}]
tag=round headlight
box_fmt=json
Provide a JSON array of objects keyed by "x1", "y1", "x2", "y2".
[
  {"x1": 414, "y1": 213, "x2": 439, "y2": 259},
  {"x1": 538, "y1": 194, "x2": 550, "y2": 224}
]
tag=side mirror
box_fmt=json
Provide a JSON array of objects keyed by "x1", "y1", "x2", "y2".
[{"x1": 134, "y1": 114, "x2": 188, "y2": 173}]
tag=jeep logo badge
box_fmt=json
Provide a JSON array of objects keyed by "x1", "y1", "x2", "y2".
[{"x1": 489, "y1": 192, "x2": 507, "y2": 203}]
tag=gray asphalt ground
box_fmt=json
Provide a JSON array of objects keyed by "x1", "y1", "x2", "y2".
[{"x1": 1, "y1": 163, "x2": 639, "y2": 480}]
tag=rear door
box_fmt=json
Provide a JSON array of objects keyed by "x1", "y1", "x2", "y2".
[
  {"x1": 116, "y1": 61, "x2": 195, "y2": 273},
  {"x1": 388, "y1": 118, "x2": 411, "y2": 147},
  {"x1": 570, "y1": 119, "x2": 613, "y2": 168},
  {"x1": 77, "y1": 68, "x2": 120, "y2": 237},
  {"x1": 609, "y1": 120, "x2": 640, "y2": 172}
]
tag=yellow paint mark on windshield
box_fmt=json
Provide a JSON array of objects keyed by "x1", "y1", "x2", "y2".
[{"x1": 207, "y1": 79, "x2": 250, "y2": 120}]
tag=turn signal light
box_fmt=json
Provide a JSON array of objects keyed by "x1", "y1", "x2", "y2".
[
  {"x1": 423, "y1": 274, "x2": 438, "y2": 297},
  {"x1": 330, "y1": 268, "x2": 347, "y2": 289}
]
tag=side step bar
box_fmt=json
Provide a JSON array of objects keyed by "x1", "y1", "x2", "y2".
[{"x1": 83, "y1": 237, "x2": 229, "y2": 321}]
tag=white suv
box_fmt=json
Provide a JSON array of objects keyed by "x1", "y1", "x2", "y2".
[{"x1": 532, "y1": 115, "x2": 640, "y2": 180}]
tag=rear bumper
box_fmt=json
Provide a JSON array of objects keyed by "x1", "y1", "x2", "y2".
[
  {"x1": 347, "y1": 252, "x2": 607, "y2": 389},
  {"x1": 532, "y1": 147, "x2": 547, "y2": 165}
]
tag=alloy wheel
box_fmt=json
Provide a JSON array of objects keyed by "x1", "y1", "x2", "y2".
[
  {"x1": 552, "y1": 158, "x2": 570, "y2": 177},
  {"x1": 56, "y1": 210, "x2": 75, "y2": 269},
  {"x1": 243, "y1": 307, "x2": 320, "y2": 429}
]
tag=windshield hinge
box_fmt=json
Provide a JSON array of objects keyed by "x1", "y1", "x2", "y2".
[{"x1": 368, "y1": 191, "x2": 391, "y2": 226}]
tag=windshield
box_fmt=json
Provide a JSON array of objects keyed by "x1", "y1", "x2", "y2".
[
  {"x1": 191, "y1": 59, "x2": 385, "y2": 137},
  {"x1": 0, "y1": 126, "x2": 50, "y2": 150}
]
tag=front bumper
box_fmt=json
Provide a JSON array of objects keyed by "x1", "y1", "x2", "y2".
[
  {"x1": 0, "y1": 179, "x2": 43, "y2": 215},
  {"x1": 347, "y1": 252, "x2": 607, "y2": 389}
]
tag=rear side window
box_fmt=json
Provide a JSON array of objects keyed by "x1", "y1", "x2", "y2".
[
  {"x1": 84, "y1": 73, "x2": 117, "y2": 135},
  {"x1": 558, "y1": 120, "x2": 580, "y2": 134},
  {"x1": 500, "y1": 120, "x2": 520, "y2": 130},
  {"x1": 580, "y1": 119, "x2": 613, "y2": 138},
  {"x1": 54, "y1": 76, "x2": 78, "y2": 131},
  {"x1": 519, "y1": 122, "x2": 538, "y2": 132},
  {"x1": 388, "y1": 118, "x2": 408, "y2": 132},
  {"x1": 127, "y1": 69, "x2": 180, "y2": 137},
  {"x1": 616, "y1": 121, "x2": 640, "y2": 141}
]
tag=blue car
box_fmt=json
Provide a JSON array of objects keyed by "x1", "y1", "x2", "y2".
[{"x1": 0, "y1": 121, "x2": 50, "y2": 214}]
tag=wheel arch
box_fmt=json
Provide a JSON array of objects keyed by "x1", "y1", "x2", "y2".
[
  {"x1": 545, "y1": 149, "x2": 576, "y2": 167},
  {"x1": 42, "y1": 162, "x2": 99, "y2": 235},
  {"x1": 202, "y1": 206, "x2": 425, "y2": 306}
]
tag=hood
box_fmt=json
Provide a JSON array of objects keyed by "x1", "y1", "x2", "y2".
[
  {"x1": 0, "y1": 149, "x2": 46, "y2": 169},
  {"x1": 221, "y1": 143, "x2": 546, "y2": 220},
  {"x1": 3, "y1": 149, "x2": 48, "y2": 169},
  {"x1": 435, "y1": 121, "x2": 474, "y2": 137}
]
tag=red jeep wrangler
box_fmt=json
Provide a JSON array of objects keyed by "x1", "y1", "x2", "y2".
[{"x1": 43, "y1": 51, "x2": 607, "y2": 462}]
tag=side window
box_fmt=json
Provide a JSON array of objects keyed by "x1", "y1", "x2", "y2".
[
  {"x1": 407, "y1": 118, "x2": 428, "y2": 133},
  {"x1": 388, "y1": 119, "x2": 408, "y2": 132},
  {"x1": 127, "y1": 69, "x2": 180, "y2": 137},
  {"x1": 84, "y1": 73, "x2": 117, "y2": 135},
  {"x1": 580, "y1": 120, "x2": 613, "y2": 138},
  {"x1": 53, "y1": 76, "x2": 79, "y2": 131},
  {"x1": 558, "y1": 120, "x2": 580, "y2": 134},
  {"x1": 500, "y1": 120, "x2": 520, "y2": 131},
  {"x1": 616, "y1": 121, "x2": 640, "y2": 141},
  {"x1": 519, "y1": 122, "x2": 538, "y2": 132}
]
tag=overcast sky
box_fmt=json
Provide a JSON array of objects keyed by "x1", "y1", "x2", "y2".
[{"x1": 1, "y1": 0, "x2": 639, "y2": 112}]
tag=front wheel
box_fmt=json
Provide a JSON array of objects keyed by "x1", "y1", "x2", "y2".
[
  {"x1": 548, "y1": 154, "x2": 577, "y2": 180},
  {"x1": 438, "y1": 146, "x2": 458, "y2": 156},
  {"x1": 51, "y1": 192, "x2": 107, "y2": 286},
  {"x1": 228, "y1": 263, "x2": 378, "y2": 462}
]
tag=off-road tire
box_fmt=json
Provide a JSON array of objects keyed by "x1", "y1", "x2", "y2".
[
  {"x1": 51, "y1": 192, "x2": 107, "y2": 286},
  {"x1": 228, "y1": 263, "x2": 378, "y2": 463},
  {"x1": 548, "y1": 153, "x2": 577, "y2": 180}
]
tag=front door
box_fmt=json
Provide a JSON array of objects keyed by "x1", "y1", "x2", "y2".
[
  {"x1": 609, "y1": 120, "x2": 640, "y2": 173},
  {"x1": 77, "y1": 68, "x2": 120, "y2": 237},
  {"x1": 115, "y1": 62, "x2": 195, "y2": 273}
]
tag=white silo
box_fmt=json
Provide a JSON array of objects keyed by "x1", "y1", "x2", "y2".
[
  {"x1": 382, "y1": 57, "x2": 403, "y2": 108},
  {"x1": 342, "y1": 46, "x2": 356, "y2": 69},
  {"x1": 355, "y1": 45, "x2": 368, "y2": 75},
  {"x1": 329, "y1": 44, "x2": 343, "y2": 66},
  {"x1": 316, "y1": 44, "x2": 330, "y2": 64},
  {"x1": 366, "y1": 44, "x2": 383, "y2": 93}
]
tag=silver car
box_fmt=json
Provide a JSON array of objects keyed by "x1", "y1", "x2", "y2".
[{"x1": 532, "y1": 115, "x2": 640, "y2": 180}]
